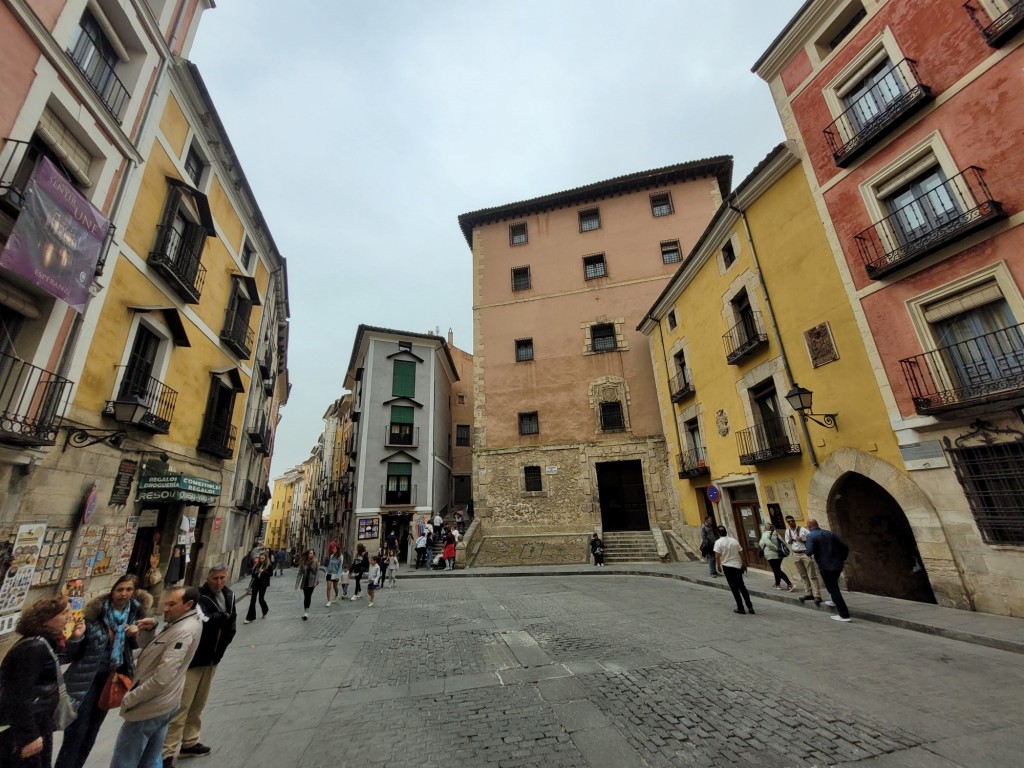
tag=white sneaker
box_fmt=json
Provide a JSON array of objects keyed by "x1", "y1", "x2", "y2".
[
  {"x1": 302, "y1": 613, "x2": 308, "y2": 621},
  {"x1": 825, "y1": 600, "x2": 836, "y2": 607},
  {"x1": 830, "y1": 615, "x2": 852, "y2": 622},
  {"x1": 350, "y1": 595, "x2": 357, "y2": 601},
  {"x1": 368, "y1": 602, "x2": 375, "y2": 607},
  {"x1": 326, "y1": 601, "x2": 331, "y2": 607},
  {"x1": 243, "y1": 619, "x2": 252, "y2": 624}
]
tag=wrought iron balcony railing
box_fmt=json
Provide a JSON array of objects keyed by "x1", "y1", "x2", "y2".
[
  {"x1": 964, "y1": 1, "x2": 1024, "y2": 47},
  {"x1": 854, "y1": 167, "x2": 1005, "y2": 280},
  {"x1": 900, "y1": 321, "x2": 1024, "y2": 414},
  {"x1": 198, "y1": 416, "x2": 236, "y2": 459},
  {"x1": 0, "y1": 350, "x2": 71, "y2": 446},
  {"x1": 381, "y1": 484, "x2": 418, "y2": 507},
  {"x1": 824, "y1": 58, "x2": 932, "y2": 167},
  {"x1": 385, "y1": 425, "x2": 420, "y2": 448},
  {"x1": 247, "y1": 415, "x2": 271, "y2": 454},
  {"x1": 677, "y1": 447, "x2": 710, "y2": 479},
  {"x1": 67, "y1": 29, "x2": 130, "y2": 122},
  {"x1": 261, "y1": 371, "x2": 275, "y2": 397},
  {"x1": 220, "y1": 310, "x2": 254, "y2": 360},
  {"x1": 257, "y1": 350, "x2": 273, "y2": 379},
  {"x1": 723, "y1": 312, "x2": 769, "y2": 365},
  {"x1": 106, "y1": 365, "x2": 177, "y2": 434},
  {"x1": 670, "y1": 370, "x2": 695, "y2": 402},
  {"x1": 736, "y1": 416, "x2": 802, "y2": 465},
  {"x1": 148, "y1": 224, "x2": 206, "y2": 303}
]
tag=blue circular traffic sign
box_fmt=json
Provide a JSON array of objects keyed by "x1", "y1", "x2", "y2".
[{"x1": 706, "y1": 485, "x2": 720, "y2": 503}]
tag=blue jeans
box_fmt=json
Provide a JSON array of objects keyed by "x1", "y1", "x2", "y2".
[
  {"x1": 426, "y1": 547, "x2": 434, "y2": 569},
  {"x1": 706, "y1": 552, "x2": 717, "y2": 575},
  {"x1": 109, "y1": 711, "x2": 174, "y2": 768}
]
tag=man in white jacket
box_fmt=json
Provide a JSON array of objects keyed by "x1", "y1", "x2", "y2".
[{"x1": 110, "y1": 586, "x2": 203, "y2": 768}]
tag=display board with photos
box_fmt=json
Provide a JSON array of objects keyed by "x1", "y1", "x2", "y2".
[{"x1": 33, "y1": 527, "x2": 74, "y2": 586}]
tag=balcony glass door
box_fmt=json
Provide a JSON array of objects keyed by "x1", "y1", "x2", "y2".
[
  {"x1": 885, "y1": 167, "x2": 961, "y2": 246},
  {"x1": 844, "y1": 58, "x2": 904, "y2": 131},
  {"x1": 934, "y1": 300, "x2": 1024, "y2": 390}
]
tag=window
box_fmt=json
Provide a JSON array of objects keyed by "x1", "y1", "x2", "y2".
[
  {"x1": 591, "y1": 323, "x2": 617, "y2": 353},
  {"x1": 817, "y1": 2, "x2": 867, "y2": 53},
  {"x1": 842, "y1": 57, "x2": 906, "y2": 133},
  {"x1": 198, "y1": 374, "x2": 239, "y2": 458},
  {"x1": 583, "y1": 254, "x2": 606, "y2": 280},
  {"x1": 386, "y1": 462, "x2": 412, "y2": 504},
  {"x1": 184, "y1": 145, "x2": 204, "y2": 186},
  {"x1": 518, "y1": 411, "x2": 539, "y2": 435},
  {"x1": 68, "y1": 8, "x2": 128, "y2": 119},
  {"x1": 946, "y1": 431, "x2": 1024, "y2": 545},
  {"x1": 398, "y1": 341, "x2": 412, "y2": 352},
  {"x1": 515, "y1": 338, "x2": 534, "y2": 362},
  {"x1": 524, "y1": 465, "x2": 542, "y2": 492},
  {"x1": 650, "y1": 192, "x2": 673, "y2": 217},
  {"x1": 667, "y1": 311, "x2": 677, "y2": 331},
  {"x1": 509, "y1": 222, "x2": 528, "y2": 246},
  {"x1": 456, "y1": 424, "x2": 471, "y2": 446},
  {"x1": 674, "y1": 350, "x2": 690, "y2": 387},
  {"x1": 685, "y1": 418, "x2": 702, "y2": 454},
  {"x1": 930, "y1": 295, "x2": 1024, "y2": 397},
  {"x1": 457, "y1": 394, "x2": 466, "y2": 405},
  {"x1": 882, "y1": 164, "x2": 960, "y2": 247},
  {"x1": 578, "y1": 208, "x2": 600, "y2": 233},
  {"x1": 221, "y1": 277, "x2": 256, "y2": 359},
  {"x1": 600, "y1": 401, "x2": 625, "y2": 431},
  {"x1": 392, "y1": 359, "x2": 416, "y2": 397},
  {"x1": 661, "y1": 240, "x2": 681, "y2": 265},
  {"x1": 149, "y1": 183, "x2": 210, "y2": 303},
  {"x1": 511, "y1": 266, "x2": 532, "y2": 292},
  {"x1": 722, "y1": 241, "x2": 736, "y2": 268},
  {"x1": 120, "y1": 325, "x2": 160, "y2": 403},
  {"x1": 241, "y1": 241, "x2": 256, "y2": 272},
  {"x1": 389, "y1": 405, "x2": 414, "y2": 445}
]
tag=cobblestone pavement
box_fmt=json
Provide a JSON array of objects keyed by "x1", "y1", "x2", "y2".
[{"x1": 77, "y1": 571, "x2": 1024, "y2": 768}]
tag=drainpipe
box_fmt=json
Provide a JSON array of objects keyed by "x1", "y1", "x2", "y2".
[
  {"x1": 728, "y1": 202, "x2": 819, "y2": 468},
  {"x1": 655, "y1": 321, "x2": 685, "y2": 469}
]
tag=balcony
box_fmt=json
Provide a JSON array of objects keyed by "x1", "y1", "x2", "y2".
[
  {"x1": 261, "y1": 371, "x2": 275, "y2": 397},
  {"x1": 220, "y1": 310, "x2": 254, "y2": 360},
  {"x1": 854, "y1": 167, "x2": 1005, "y2": 280},
  {"x1": 197, "y1": 416, "x2": 236, "y2": 459},
  {"x1": 381, "y1": 484, "x2": 418, "y2": 507},
  {"x1": 247, "y1": 416, "x2": 271, "y2": 455},
  {"x1": 677, "y1": 448, "x2": 710, "y2": 479},
  {"x1": 736, "y1": 416, "x2": 802, "y2": 465},
  {"x1": 148, "y1": 224, "x2": 206, "y2": 303},
  {"x1": 723, "y1": 312, "x2": 769, "y2": 365},
  {"x1": 66, "y1": 29, "x2": 129, "y2": 122},
  {"x1": 670, "y1": 370, "x2": 695, "y2": 403},
  {"x1": 0, "y1": 350, "x2": 71, "y2": 446},
  {"x1": 965, "y1": 1, "x2": 1024, "y2": 47},
  {"x1": 824, "y1": 59, "x2": 932, "y2": 167},
  {"x1": 106, "y1": 366, "x2": 177, "y2": 434},
  {"x1": 900, "y1": 321, "x2": 1024, "y2": 414},
  {"x1": 385, "y1": 425, "x2": 420, "y2": 448}
]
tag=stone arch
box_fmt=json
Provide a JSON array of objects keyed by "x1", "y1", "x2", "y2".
[{"x1": 807, "y1": 448, "x2": 971, "y2": 610}]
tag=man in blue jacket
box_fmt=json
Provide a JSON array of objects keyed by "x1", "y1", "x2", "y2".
[{"x1": 805, "y1": 519, "x2": 852, "y2": 623}]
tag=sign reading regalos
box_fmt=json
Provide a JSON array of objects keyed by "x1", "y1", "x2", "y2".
[
  {"x1": 0, "y1": 157, "x2": 109, "y2": 312},
  {"x1": 136, "y1": 474, "x2": 221, "y2": 505}
]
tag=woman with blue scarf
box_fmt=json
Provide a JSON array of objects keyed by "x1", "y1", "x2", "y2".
[{"x1": 54, "y1": 574, "x2": 152, "y2": 768}]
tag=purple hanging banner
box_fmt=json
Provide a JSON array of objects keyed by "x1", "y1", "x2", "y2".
[{"x1": 0, "y1": 157, "x2": 109, "y2": 313}]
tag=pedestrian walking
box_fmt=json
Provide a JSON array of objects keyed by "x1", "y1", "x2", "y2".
[
  {"x1": 443, "y1": 528, "x2": 457, "y2": 570},
  {"x1": 366, "y1": 556, "x2": 381, "y2": 608},
  {"x1": 324, "y1": 550, "x2": 344, "y2": 606},
  {"x1": 244, "y1": 553, "x2": 272, "y2": 623},
  {"x1": 349, "y1": 543, "x2": 367, "y2": 600},
  {"x1": 785, "y1": 515, "x2": 822, "y2": 605},
  {"x1": 340, "y1": 565, "x2": 350, "y2": 599},
  {"x1": 590, "y1": 533, "x2": 604, "y2": 567},
  {"x1": 425, "y1": 532, "x2": 435, "y2": 571},
  {"x1": 699, "y1": 516, "x2": 719, "y2": 577},
  {"x1": 274, "y1": 548, "x2": 286, "y2": 576},
  {"x1": 415, "y1": 532, "x2": 427, "y2": 569},
  {"x1": 377, "y1": 546, "x2": 389, "y2": 586},
  {"x1": 759, "y1": 526, "x2": 795, "y2": 591},
  {"x1": 111, "y1": 587, "x2": 202, "y2": 768},
  {"x1": 805, "y1": 518, "x2": 852, "y2": 622},
  {"x1": 0, "y1": 597, "x2": 84, "y2": 768},
  {"x1": 56, "y1": 575, "x2": 152, "y2": 768},
  {"x1": 713, "y1": 526, "x2": 754, "y2": 615},
  {"x1": 387, "y1": 550, "x2": 399, "y2": 588},
  {"x1": 294, "y1": 549, "x2": 320, "y2": 620}
]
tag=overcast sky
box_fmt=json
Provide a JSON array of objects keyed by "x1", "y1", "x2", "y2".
[{"x1": 189, "y1": 0, "x2": 804, "y2": 479}]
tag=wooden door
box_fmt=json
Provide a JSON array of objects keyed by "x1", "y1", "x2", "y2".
[{"x1": 732, "y1": 500, "x2": 766, "y2": 569}]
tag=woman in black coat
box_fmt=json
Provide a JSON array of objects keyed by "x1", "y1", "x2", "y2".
[
  {"x1": 0, "y1": 596, "x2": 82, "y2": 768},
  {"x1": 54, "y1": 574, "x2": 152, "y2": 768},
  {"x1": 245, "y1": 552, "x2": 273, "y2": 622}
]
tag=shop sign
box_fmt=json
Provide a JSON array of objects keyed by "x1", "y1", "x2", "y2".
[
  {"x1": 110, "y1": 459, "x2": 139, "y2": 505},
  {"x1": 138, "y1": 509, "x2": 160, "y2": 528},
  {"x1": 136, "y1": 474, "x2": 221, "y2": 504},
  {"x1": 0, "y1": 522, "x2": 48, "y2": 635}
]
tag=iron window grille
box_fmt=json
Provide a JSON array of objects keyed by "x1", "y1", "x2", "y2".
[
  {"x1": 583, "y1": 254, "x2": 607, "y2": 280},
  {"x1": 511, "y1": 266, "x2": 531, "y2": 292},
  {"x1": 600, "y1": 401, "x2": 625, "y2": 432},
  {"x1": 509, "y1": 222, "x2": 528, "y2": 246},
  {"x1": 578, "y1": 208, "x2": 600, "y2": 233},
  {"x1": 456, "y1": 424, "x2": 471, "y2": 446},
  {"x1": 591, "y1": 323, "x2": 617, "y2": 353},
  {"x1": 515, "y1": 338, "x2": 534, "y2": 362},
  {"x1": 524, "y1": 465, "x2": 542, "y2": 491},
  {"x1": 518, "y1": 411, "x2": 539, "y2": 435},
  {"x1": 650, "y1": 192, "x2": 673, "y2": 217},
  {"x1": 661, "y1": 240, "x2": 681, "y2": 264}
]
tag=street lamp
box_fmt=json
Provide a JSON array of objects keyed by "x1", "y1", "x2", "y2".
[
  {"x1": 784, "y1": 384, "x2": 838, "y2": 431},
  {"x1": 63, "y1": 394, "x2": 150, "y2": 451}
]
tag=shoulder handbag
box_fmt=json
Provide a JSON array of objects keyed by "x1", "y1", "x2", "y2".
[
  {"x1": 774, "y1": 532, "x2": 790, "y2": 558},
  {"x1": 36, "y1": 638, "x2": 78, "y2": 730},
  {"x1": 98, "y1": 671, "x2": 133, "y2": 711}
]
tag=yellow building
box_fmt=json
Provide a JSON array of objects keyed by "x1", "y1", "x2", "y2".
[
  {"x1": 640, "y1": 144, "x2": 942, "y2": 604},
  {"x1": 266, "y1": 476, "x2": 296, "y2": 551}
]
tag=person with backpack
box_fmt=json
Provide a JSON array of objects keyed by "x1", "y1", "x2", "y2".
[{"x1": 759, "y1": 525, "x2": 794, "y2": 591}]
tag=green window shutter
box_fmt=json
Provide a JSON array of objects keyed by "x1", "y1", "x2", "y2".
[
  {"x1": 392, "y1": 360, "x2": 416, "y2": 397},
  {"x1": 388, "y1": 462, "x2": 412, "y2": 476},
  {"x1": 391, "y1": 405, "x2": 414, "y2": 425}
]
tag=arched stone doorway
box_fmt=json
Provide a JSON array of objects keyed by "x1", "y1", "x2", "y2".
[{"x1": 828, "y1": 472, "x2": 936, "y2": 603}]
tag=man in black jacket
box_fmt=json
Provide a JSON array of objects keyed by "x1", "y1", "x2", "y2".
[{"x1": 161, "y1": 564, "x2": 237, "y2": 766}]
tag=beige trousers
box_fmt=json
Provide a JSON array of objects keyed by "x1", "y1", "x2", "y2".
[
  {"x1": 163, "y1": 665, "x2": 217, "y2": 757},
  {"x1": 792, "y1": 552, "x2": 822, "y2": 598}
]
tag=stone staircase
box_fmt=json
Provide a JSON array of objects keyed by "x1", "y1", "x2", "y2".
[{"x1": 601, "y1": 531, "x2": 662, "y2": 564}]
